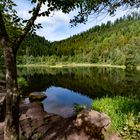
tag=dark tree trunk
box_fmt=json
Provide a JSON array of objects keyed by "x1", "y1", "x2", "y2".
[
  {"x1": 0, "y1": 11, "x2": 19, "y2": 140},
  {"x1": 3, "y1": 43, "x2": 19, "y2": 140},
  {"x1": 0, "y1": 1, "x2": 43, "y2": 139}
]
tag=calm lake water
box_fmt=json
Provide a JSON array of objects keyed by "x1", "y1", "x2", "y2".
[{"x1": 17, "y1": 67, "x2": 140, "y2": 117}]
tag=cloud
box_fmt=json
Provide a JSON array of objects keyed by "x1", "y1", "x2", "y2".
[
  {"x1": 36, "y1": 11, "x2": 70, "y2": 24},
  {"x1": 17, "y1": 10, "x2": 31, "y2": 20},
  {"x1": 35, "y1": 11, "x2": 71, "y2": 41},
  {"x1": 14, "y1": 0, "x2": 135, "y2": 41},
  {"x1": 15, "y1": 0, "x2": 71, "y2": 41}
]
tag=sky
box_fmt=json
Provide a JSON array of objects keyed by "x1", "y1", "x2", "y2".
[{"x1": 13, "y1": 0, "x2": 134, "y2": 42}]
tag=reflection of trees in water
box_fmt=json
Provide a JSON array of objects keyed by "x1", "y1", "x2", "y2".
[
  {"x1": 123, "y1": 70, "x2": 140, "y2": 97},
  {"x1": 18, "y1": 67, "x2": 140, "y2": 99}
]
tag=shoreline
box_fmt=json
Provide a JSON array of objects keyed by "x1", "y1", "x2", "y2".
[{"x1": 18, "y1": 63, "x2": 126, "y2": 69}]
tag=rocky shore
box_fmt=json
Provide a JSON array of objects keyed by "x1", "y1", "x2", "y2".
[{"x1": 0, "y1": 88, "x2": 121, "y2": 140}]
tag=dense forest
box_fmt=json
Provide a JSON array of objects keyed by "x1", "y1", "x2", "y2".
[{"x1": 1, "y1": 12, "x2": 140, "y2": 67}]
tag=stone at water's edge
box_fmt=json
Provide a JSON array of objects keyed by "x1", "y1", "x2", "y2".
[
  {"x1": 19, "y1": 102, "x2": 64, "y2": 139},
  {"x1": 0, "y1": 101, "x2": 122, "y2": 140},
  {"x1": 74, "y1": 109, "x2": 111, "y2": 131},
  {"x1": 29, "y1": 92, "x2": 47, "y2": 102},
  {"x1": 73, "y1": 109, "x2": 111, "y2": 139}
]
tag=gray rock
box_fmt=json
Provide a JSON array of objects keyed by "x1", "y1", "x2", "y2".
[
  {"x1": 74, "y1": 109, "x2": 111, "y2": 139},
  {"x1": 29, "y1": 92, "x2": 47, "y2": 102},
  {"x1": 19, "y1": 102, "x2": 64, "y2": 139}
]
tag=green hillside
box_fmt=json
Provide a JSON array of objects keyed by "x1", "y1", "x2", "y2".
[
  {"x1": 1, "y1": 12, "x2": 140, "y2": 67},
  {"x1": 48, "y1": 12, "x2": 140, "y2": 66}
]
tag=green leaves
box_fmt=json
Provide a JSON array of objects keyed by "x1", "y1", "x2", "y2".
[
  {"x1": 38, "y1": 11, "x2": 50, "y2": 17},
  {"x1": 31, "y1": 0, "x2": 37, "y2": 4},
  {"x1": 0, "y1": 0, "x2": 17, "y2": 12}
]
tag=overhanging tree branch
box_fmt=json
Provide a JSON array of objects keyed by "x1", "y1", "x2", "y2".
[
  {"x1": 13, "y1": 0, "x2": 44, "y2": 54},
  {"x1": 0, "y1": 11, "x2": 10, "y2": 47}
]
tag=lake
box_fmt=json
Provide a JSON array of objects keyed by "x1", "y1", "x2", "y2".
[{"x1": 17, "y1": 66, "x2": 140, "y2": 118}]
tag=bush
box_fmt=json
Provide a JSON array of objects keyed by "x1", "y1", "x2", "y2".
[{"x1": 17, "y1": 76, "x2": 28, "y2": 88}]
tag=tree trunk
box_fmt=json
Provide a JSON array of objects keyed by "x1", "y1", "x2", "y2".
[
  {"x1": 3, "y1": 43, "x2": 19, "y2": 140},
  {"x1": 0, "y1": 1, "x2": 44, "y2": 139}
]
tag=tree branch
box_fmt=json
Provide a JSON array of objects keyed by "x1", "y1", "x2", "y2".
[
  {"x1": 13, "y1": 0, "x2": 44, "y2": 54},
  {"x1": 0, "y1": 11, "x2": 10, "y2": 48}
]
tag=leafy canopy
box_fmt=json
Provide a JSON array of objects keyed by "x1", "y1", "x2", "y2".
[{"x1": 1, "y1": 0, "x2": 140, "y2": 27}]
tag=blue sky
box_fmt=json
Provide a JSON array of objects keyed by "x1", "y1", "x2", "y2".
[{"x1": 13, "y1": 0, "x2": 134, "y2": 41}]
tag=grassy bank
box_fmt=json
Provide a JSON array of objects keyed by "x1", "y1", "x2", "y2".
[
  {"x1": 92, "y1": 96, "x2": 140, "y2": 139},
  {"x1": 18, "y1": 63, "x2": 126, "y2": 69}
]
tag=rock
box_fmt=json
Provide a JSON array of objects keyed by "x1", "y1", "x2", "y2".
[
  {"x1": 74, "y1": 109, "x2": 111, "y2": 139},
  {"x1": 29, "y1": 92, "x2": 47, "y2": 102},
  {"x1": 20, "y1": 102, "x2": 64, "y2": 139},
  {"x1": 25, "y1": 102, "x2": 46, "y2": 119},
  {"x1": 0, "y1": 102, "x2": 121, "y2": 140},
  {"x1": 107, "y1": 133, "x2": 122, "y2": 140}
]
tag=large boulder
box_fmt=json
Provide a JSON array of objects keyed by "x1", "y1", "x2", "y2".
[
  {"x1": 73, "y1": 109, "x2": 111, "y2": 139},
  {"x1": 29, "y1": 92, "x2": 47, "y2": 102}
]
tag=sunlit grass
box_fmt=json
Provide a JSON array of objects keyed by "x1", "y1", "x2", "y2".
[
  {"x1": 17, "y1": 63, "x2": 126, "y2": 69},
  {"x1": 92, "y1": 96, "x2": 140, "y2": 139}
]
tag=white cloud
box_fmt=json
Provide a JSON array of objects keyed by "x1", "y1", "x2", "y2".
[
  {"x1": 17, "y1": 10, "x2": 31, "y2": 20},
  {"x1": 15, "y1": 0, "x2": 71, "y2": 41},
  {"x1": 14, "y1": 0, "x2": 137, "y2": 41},
  {"x1": 35, "y1": 11, "x2": 71, "y2": 41},
  {"x1": 36, "y1": 11, "x2": 70, "y2": 24}
]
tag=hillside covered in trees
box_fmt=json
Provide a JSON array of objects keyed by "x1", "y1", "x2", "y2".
[
  {"x1": 49, "y1": 13, "x2": 140, "y2": 66},
  {"x1": 1, "y1": 12, "x2": 140, "y2": 67}
]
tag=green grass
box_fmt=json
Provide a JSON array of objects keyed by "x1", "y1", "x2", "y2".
[{"x1": 92, "y1": 96, "x2": 140, "y2": 139}]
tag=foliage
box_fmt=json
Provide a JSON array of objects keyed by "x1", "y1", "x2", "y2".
[
  {"x1": 70, "y1": 0, "x2": 140, "y2": 26},
  {"x1": 17, "y1": 76, "x2": 28, "y2": 88},
  {"x1": 18, "y1": 33, "x2": 50, "y2": 57},
  {"x1": 16, "y1": 13, "x2": 140, "y2": 67},
  {"x1": 73, "y1": 103, "x2": 86, "y2": 114},
  {"x1": 121, "y1": 113, "x2": 140, "y2": 140},
  {"x1": 92, "y1": 96, "x2": 140, "y2": 139}
]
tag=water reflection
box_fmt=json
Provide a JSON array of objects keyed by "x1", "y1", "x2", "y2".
[
  {"x1": 43, "y1": 86, "x2": 92, "y2": 117},
  {"x1": 19, "y1": 67, "x2": 140, "y2": 98},
  {"x1": 17, "y1": 67, "x2": 140, "y2": 117}
]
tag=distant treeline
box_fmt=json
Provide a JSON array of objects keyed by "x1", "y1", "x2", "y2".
[
  {"x1": 1, "y1": 12, "x2": 140, "y2": 66},
  {"x1": 48, "y1": 12, "x2": 140, "y2": 66}
]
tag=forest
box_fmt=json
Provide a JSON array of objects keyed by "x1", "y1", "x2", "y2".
[{"x1": 2, "y1": 12, "x2": 138, "y2": 68}]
